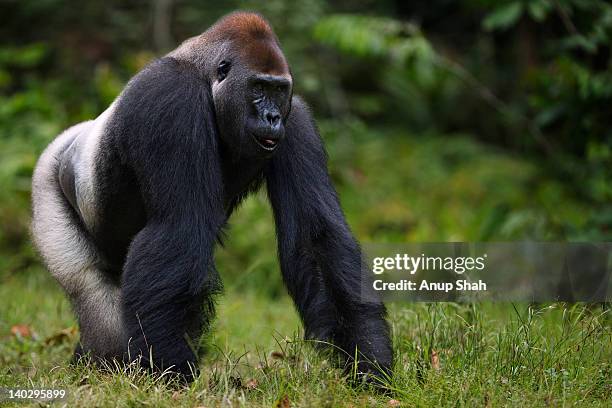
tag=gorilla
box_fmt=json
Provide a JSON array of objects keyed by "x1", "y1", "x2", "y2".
[{"x1": 31, "y1": 12, "x2": 392, "y2": 384}]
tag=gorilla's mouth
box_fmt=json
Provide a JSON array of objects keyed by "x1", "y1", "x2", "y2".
[{"x1": 252, "y1": 134, "x2": 279, "y2": 151}]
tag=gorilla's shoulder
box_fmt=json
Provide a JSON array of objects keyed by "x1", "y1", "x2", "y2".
[
  {"x1": 114, "y1": 57, "x2": 212, "y2": 133},
  {"x1": 290, "y1": 95, "x2": 309, "y2": 112},
  {"x1": 124, "y1": 57, "x2": 206, "y2": 97},
  {"x1": 287, "y1": 95, "x2": 314, "y2": 126}
]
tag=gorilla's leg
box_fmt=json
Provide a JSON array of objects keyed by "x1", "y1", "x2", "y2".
[
  {"x1": 31, "y1": 124, "x2": 124, "y2": 361},
  {"x1": 120, "y1": 221, "x2": 223, "y2": 382}
]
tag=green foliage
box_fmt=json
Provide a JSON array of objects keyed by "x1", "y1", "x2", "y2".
[
  {"x1": 0, "y1": 43, "x2": 48, "y2": 72},
  {"x1": 480, "y1": 0, "x2": 553, "y2": 31},
  {"x1": 312, "y1": 2, "x2": 611, "y2": 240},
  {"x1": 482, "y1": 1, "x2": 525, "y2": 31},
  {"x1": 315, "y1": 15, "x2": 416, "y2": 58},
  {"x1": 482, "y1": 0, "x2": 612, "y2": 239}
]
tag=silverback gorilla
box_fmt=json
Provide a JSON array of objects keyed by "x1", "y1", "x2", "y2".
[{"x1": 31, "y1": 12, "x2": 392, "y2": 384}]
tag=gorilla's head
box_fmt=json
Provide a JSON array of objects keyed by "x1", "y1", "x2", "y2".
[{"x1": 171, "y1": 12, "x2": 293, "y2": 158}]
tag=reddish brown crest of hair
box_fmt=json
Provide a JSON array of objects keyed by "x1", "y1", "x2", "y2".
[{"x1": 205, "y1": 12, "x2": 289, "y2": 76}]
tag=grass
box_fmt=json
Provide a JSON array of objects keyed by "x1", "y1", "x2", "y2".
[{"x1": 0, "y1": 269, "x2": 610, "y2": 407}]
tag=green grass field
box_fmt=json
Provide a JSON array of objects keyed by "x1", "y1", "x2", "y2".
[{"x1": 1, "y1": 268, "x2": 610, "y2": 407}]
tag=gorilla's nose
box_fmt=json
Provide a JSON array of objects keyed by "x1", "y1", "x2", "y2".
[{"x1": 265, "y1": 110, "x2": 281, "y2": 129}]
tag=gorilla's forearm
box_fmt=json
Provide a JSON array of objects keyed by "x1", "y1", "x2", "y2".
[
  {"x1": 121, "y1": 220, "x2": 223, "y2": 380},
  {"x1": 266, "y1": 99, "x2": 393, "y2": 381}
]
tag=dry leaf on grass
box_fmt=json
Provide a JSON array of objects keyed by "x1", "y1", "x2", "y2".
[
  {"x1": 44, "y1": 327, "x2": 77, "y2": 346},
  {"x1": 270, "y1": 351, "x2": 285, "y2": 360},
  {"x1": 10, "y1": 324, "x2": 32, "y2": 339},
  {"x1": 245, "y1": 378, "x2": 258, "y2": 390},
  {"x1": 430, "y1": 349, "x2": 440, "y2": 370},
  {"x1": 273, "y1": 394, "x2": 290, "y2": 408}
]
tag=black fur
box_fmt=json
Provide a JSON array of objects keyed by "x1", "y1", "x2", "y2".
[
  {"x1": 266, "y1": 99, "x2": 392, "y2": 381},
  {"x1": 101, "y1": 58, "x2": 225, "y2": 379}
]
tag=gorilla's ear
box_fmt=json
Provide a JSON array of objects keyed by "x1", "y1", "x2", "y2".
[{"x1": 109, "y1": 57, "x2": 223, "y2": 217}]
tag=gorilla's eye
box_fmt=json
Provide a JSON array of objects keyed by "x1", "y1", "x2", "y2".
[
  {"x1": 217, "y1": 60, "x2": 231, "y2": 81},
  {"x1": 252, "y1": 84, "x2": 264, "y2": 104}
]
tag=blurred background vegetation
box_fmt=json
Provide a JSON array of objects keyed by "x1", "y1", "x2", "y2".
[{"x1": 0, "y1": 0, "x2": 610, "y2": 296}]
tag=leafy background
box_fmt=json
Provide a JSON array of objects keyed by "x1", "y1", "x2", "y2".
[{"x1": 0, "y1": 1, "x2": 611, "y2": 406}]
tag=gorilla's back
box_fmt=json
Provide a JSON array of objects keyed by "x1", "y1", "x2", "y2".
[{"x1": 57, "y1": 106, "x2": 147, "y2": 278}]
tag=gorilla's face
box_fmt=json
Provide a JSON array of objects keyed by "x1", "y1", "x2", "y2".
[{"x1": 211, "y1": 47, "x2": 292, "y2": 159}]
